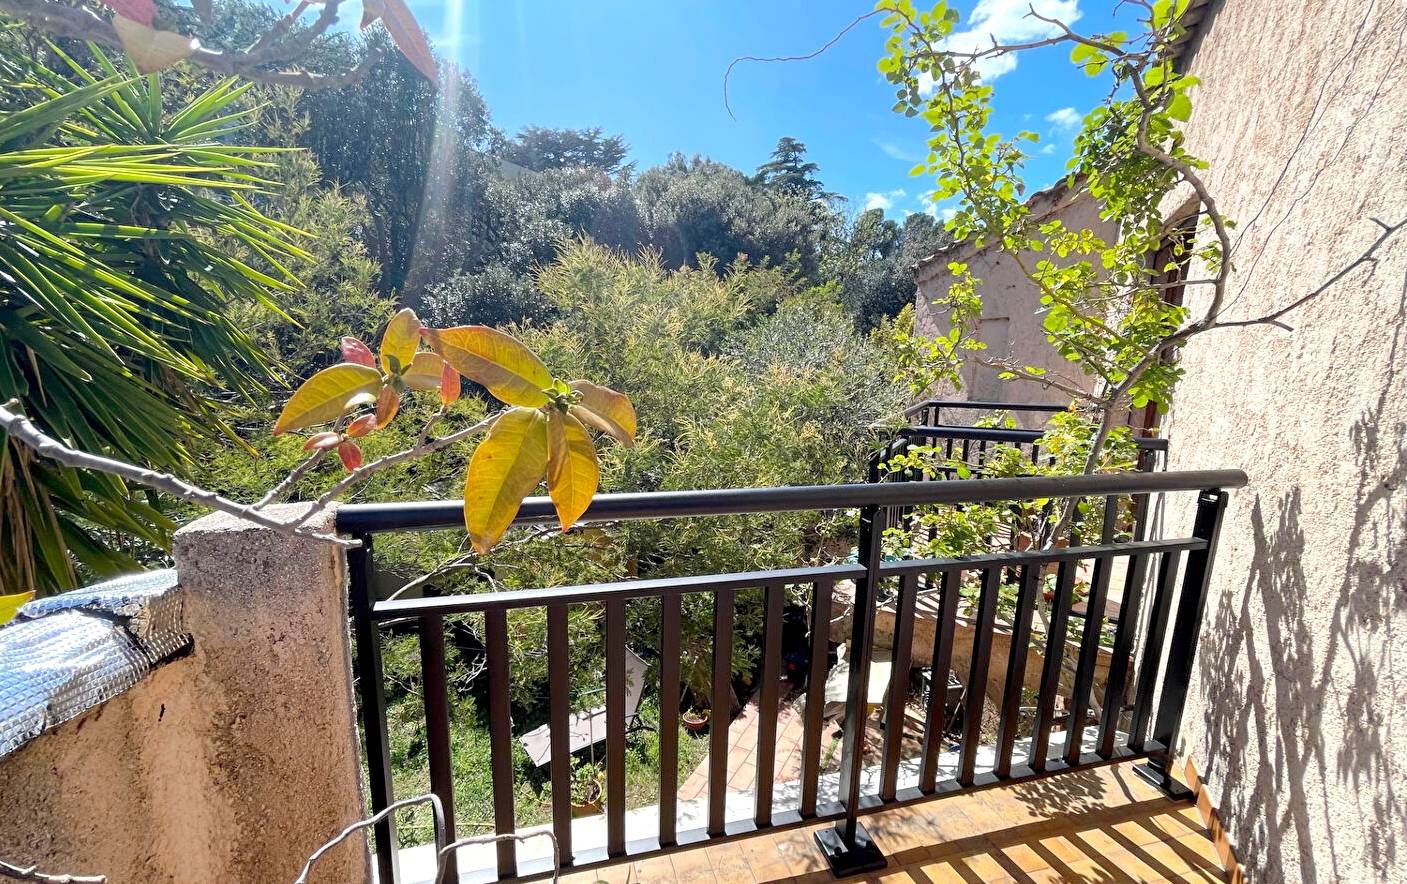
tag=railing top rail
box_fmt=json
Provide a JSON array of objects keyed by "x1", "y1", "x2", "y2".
[
  {"x1": 336, "y1": 468, "x2": 1245, "y2": 535},
  {"x1": 373, "y1": 563, "x2": 866, "y2": 619},
  {"x1": 371, "y1": 535, "x2": 1209, "y2": 619},
  {"x1": 887, "y1": 424, "x2": 1170, "y2": 451},
  {"x1": 903, "y1": 399, "x2": 1072, "y2": 418}
]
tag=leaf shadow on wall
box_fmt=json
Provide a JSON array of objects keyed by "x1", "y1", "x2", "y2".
[{"x1": 1193, "y1": 273, "x2": 1407, "y2": 880}]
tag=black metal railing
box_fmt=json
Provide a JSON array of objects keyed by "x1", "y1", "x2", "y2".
[
  {"x1": 338, "y1": 468, "x2": 1244, "y2": 883},
  {"x1": 903, "y1": 398, "x2": 1071, "y2": 428}
]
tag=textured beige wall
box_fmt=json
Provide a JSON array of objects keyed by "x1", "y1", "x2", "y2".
[
  {"x1": 1164, "y1": 1, "x2": 1407, "y2": 881},
  {"x1": 0, "y1": 505, "x2": 369, "y2": 884},
  {"x1": 914, "y1": 186, "x2": 1120, "y2": 426}
]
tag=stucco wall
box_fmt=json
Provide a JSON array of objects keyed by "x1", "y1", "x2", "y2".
[
  {"x1": 0, "y1": 505, "x2": 369, "y2": 884},
  {"x1": 914, "y1": 185, "x2": 1120, "y2": 426},
  {"x1": 1165, "y1": 1, "x2": 1407, "y2": 880}
]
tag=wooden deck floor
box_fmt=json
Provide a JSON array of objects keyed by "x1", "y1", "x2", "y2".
[{"x1": 559, "y1": 761, "x2": 1232, "y2": 884}]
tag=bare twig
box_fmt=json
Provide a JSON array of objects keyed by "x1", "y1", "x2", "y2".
[
  {"x1": 295, "y1": 794, "x2": 446, "y2": 884},
  {"x1": 1216, "y1": 217, "x2": 1406, "y2": 331},
  {"x1": 0, "y1": 859, "x2": 105, "y2": 884},
  {"x1": 253, "y1": 448, "x2": 326, "y2": 509},
  {"x1": 723, "y1": 9, "x2": 886, "y2": 120}
]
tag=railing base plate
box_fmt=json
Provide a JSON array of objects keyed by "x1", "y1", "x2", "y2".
[
  {"x1": 1132, "y1": 760, "x2": 1193, "y2": 799},
  {"x1": 814, "y1": 822, "x2": 887, "y2": 877}
]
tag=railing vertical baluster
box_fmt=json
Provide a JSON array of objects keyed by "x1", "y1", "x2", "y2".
[
  {"x1": 920, "y1": 567, "x2": 960, "y2": 792},
  {"x1": 658, "y1": 595, "x2": 681, "y2": 846},
  {"x1": 419, "y1": 614, "x2": 457, "y2": 884},
  {"x1": 349, "y1": 534, "x2": 398, "y2": 884},
  {"x1": 958, "y1": 567, "x2": 1001, "y2": 785},
  {"x1": 754, "y1": 583, "x2": 784, "y2": 827},
  {"x1": 1062, "y1": 500, "x2": 1119, "y2": 765},
  {"x1": 994, "y1": 564, "x2": 1039, "y2": 778},
  {"x1": 1029, "y1": 558, "x2": 1076, "y2": 772},
  {"x1": 800, "y1": 578, "x2": 833, "y2": 818},
  {"x1": 881, "y1": 571, "x2": 918, "y2": 801},
  {"x1": 484, "y1": 609, "x2": 517, "y2": 878},
  {"x1": 605, "y1": 598, "x2": 627, "y2": 856},
  {"x1": 546, "y1": 603, "x2": 573, "y2": 863},
  {"x1": 1138, "y1": 490, "x2": 1229, "y2": 794},
  {"x1": 1097, "y1": 486, "x2": 1153, "y2": 758},
  {"x1": 1098, "y1": 549, "x2": 1149, "y2": 758},
  {"x1": 1064, "y1": 579, "x2": 1112, "y2": 764},
  {"x1": 1130, "y1": 548, "x2": 1182, "y2": 751},
  {"x1": 708, "y1": 587, "x2": 735, "y2": 837},
  {"x1": 814, "y1": 505, "x2": 887, "y2": 875}
]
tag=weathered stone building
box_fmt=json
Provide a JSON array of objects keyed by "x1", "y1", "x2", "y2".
[{"x1": 912, "y1": 183, "x2": 1120, "y2": 427}]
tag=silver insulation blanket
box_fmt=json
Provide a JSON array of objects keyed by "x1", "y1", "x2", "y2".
[{"x1": 0, "y1": 570, "x2": 190, "y2": 758}]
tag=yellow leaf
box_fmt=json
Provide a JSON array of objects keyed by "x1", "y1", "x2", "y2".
[
  {"x1": 463, "y1": 407, "x2": 548, "y2": 553},
  {"x1": 112, "y1": 17, "x2": 197, "y2": 74},
  {"x1": 401, "y1": 351, "x2": 445, "y2": 391},
  {"x1": 374, "y1": 385, "x2": 400, "y2": 427},
  {"x1": 568, "y1": 380, "x2": 636, "y2": 447},
  {"x1": 0, "y1": 590, "x2": 32, "y2": 626},
  {"x1": 380, "y1": 0, "x2": 438, "y2": 81},
  {"x1": 439, "y1": 360, "x2": 461, "y2": 406},
  {"x1": 424, "y1": 326, "x2": 552, "y2": 408},
  {"x1": 273, "y1": 363, "x2": 383, "y2": 435},
  {"x1": 380, "y1": 307, "x2": 421, "y2": 376},
  {"x1": 546, "y1": 410, "x2": 600, "y2": 531}
]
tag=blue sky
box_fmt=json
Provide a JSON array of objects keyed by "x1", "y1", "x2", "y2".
[{"x1": 388, "y1": 0, "x2": 1131, "y2": 220}]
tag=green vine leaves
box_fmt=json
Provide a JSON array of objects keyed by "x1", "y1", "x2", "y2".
[
  {"x1": 273, "y1": 309, "x2": 636, "y2": 552},
  {"x1": 874, "y1": 0, "x2": 1219, "y2": 417}
]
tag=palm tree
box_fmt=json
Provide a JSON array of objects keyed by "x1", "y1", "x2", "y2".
[{"x1": 0, "y1": 45, "x2": 309, "y2": 593}]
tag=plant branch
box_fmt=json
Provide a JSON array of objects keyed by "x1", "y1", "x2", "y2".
[
  {"x1": 300, "y1": 410, "x2": 504, "y2": 522},
  {"x1": 0, "y1": 859, "x2": 105, "y2": 884},
  {"x1": 0, "y1": 0, "x2": 386, "y2": 89},
  {"x1": 0, "y1": 400, "x2": 350, "y2": 546},
  {"x1": 1215, "y1": 217, "x2": 1406, "y2": 331},
  {"x1": 253, "y1": 448, "x2": 326, "y2": 508}
]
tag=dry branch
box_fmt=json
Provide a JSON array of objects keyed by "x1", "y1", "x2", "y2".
[
  {"x1": 0, "y1": 0, "x2": 387, "y2": 88},
  {"x1": 0, "y1": 859, "x2": 105, "y2": 884}
]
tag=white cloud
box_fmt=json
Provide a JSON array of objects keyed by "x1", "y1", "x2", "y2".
[
  {"x1": 874, "y1": 139, "x2": 919, "y2": 162},
  {"x1": 927, "y1": 0, "x2": 1083, "y2": 87},
  {"x1": 1039, "y1": 143, "x2": 1058, "y2": 155},
  {"x1": 864, "y1": 189, "x2": 907, "y2": 212},
  {"x1": 1045, "y1": 106, "x2": 1081, "y2": 132},
  {"x1": 919, "y1": 190, "x2": 959, "y2": 222}
]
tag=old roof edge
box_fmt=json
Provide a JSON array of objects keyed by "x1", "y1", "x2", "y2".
[{"x1": 912, "y1": 177, "x2": 1085, "y2": 280}]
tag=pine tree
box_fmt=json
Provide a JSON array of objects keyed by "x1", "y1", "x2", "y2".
[{"x1": 752, "y1": 137, "x2": 834, "y2": 201}]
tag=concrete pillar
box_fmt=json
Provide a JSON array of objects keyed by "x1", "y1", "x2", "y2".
[{"x1": 0, "y1": 504, "x2": 369, "y2": 883}]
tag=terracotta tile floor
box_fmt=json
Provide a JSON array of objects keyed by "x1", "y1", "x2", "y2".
[
  {"x1": 560, "y1": 761, "x2": 1230, "y2": 883},
  {"x1": 678, "y1": 689, "x2": 811, "y2": 802}
]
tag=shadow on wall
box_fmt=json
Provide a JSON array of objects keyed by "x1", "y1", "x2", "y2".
[{"x1": 1194, "y1": 275, "x2": 1407, "y2": 881}]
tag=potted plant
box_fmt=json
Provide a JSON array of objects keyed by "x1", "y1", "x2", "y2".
[
  {"x1": 682, "y1": 707, "x2": 710, "y2": 733},
  {"x1": 570, "y1": 759, "x2": 605, "y2": 817}
]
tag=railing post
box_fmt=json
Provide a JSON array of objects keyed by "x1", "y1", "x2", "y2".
[
  {"x1": 349, "y1": 534, "x2": 398, "y2": 884},
  {"x1": 1134, "y1": 488, "x2": 1228, "y2": 797},
  {"x1": 814, "y1": 504, "x2": 888, "y2": 876}
]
